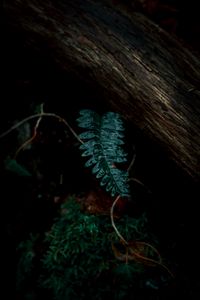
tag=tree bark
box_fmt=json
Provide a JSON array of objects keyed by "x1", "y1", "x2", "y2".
[{"x1": 4, "y1": 0, "x2": 200, "y2": 181}]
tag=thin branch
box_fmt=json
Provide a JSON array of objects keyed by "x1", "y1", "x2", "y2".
[
  {"x1": 110, "y1": 195, "x2": 128, "y2": 245},
  {"x1": 127, "y1": 150, "x2": 136, "y2": 173},
  {"x1": 128, "y1": 244, "x2": 174, "y2": 278},
  {"x1": 0, "y1": 112, "x2": 83, "y2": 144},
  {"x1": 133, "y1": 241, "x2": 162, "y2": 263},
  {"x1": 14, "y1": 104, "x2": 44, "y2": 158},
  {"x1": 111, "y1": 201, "x2": 174, "y2": 277},
  {"x1": 128, "y1": 177, "x2": 151, "y2": 194}
]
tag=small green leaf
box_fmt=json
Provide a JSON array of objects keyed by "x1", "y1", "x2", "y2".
[{"x1": 5, "y1": 157, "x2": 32, "y2": 177}]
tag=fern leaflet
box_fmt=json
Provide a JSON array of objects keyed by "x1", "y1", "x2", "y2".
[{"x1": 77, "y1": 109, "x2": 130, "y2": 197}]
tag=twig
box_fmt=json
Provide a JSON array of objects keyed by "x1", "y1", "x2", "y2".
[
  {"x1": 133, "y1": 241, "x2": 162, "y2": 263},
  {"x1": 128, "y1": 244, "x2": 174, "y2": 278},
  {"x1": 127, "y1": 151, "x2": 136, "y2": 173},
  {"x1": 128, "y1": 177, "x2": 151, "y2": 195},
  {"x1": 14, "y1": 104, "x2": 44, "y2": 157},
  {"x1": 110, "y1": 195, "x2": 128, "y2": 245},
  {"x1": 0, "y1": 112, "x2": 83, "y2": 144},
  {"x1": 110, "y1": 196, "x2": 174, "y2": 278}
]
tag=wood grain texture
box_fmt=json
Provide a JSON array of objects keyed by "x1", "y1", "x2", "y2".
[{"x1": 5, "y1": 0, "x2": 200, "y2": 181}]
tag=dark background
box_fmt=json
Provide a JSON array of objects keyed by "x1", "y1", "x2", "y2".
[{"x1": 2, "y1": 0, "x2": 200, "y2": 299}]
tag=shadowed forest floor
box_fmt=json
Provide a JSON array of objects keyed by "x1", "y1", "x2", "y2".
[{"x1": 2, "y1": 0, "x2": 200, "y2": 299}]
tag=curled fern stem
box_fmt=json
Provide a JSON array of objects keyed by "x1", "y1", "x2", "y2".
[
  {"x1": 110, "y1": 195, "x2": 128, "y2": 246},
  {"x1": 110, "y1": 196, "x2": 174, "y2": 278},
  {"x1": 14, "y1": 104, "x2": 44, "y2": 158},
  {"x1": 128, "y1": 245, "x2": 174, "y2": 278},
  {"x1": 127, "y1": 152, "x2": 136, "y2": 173},
  {"x1": 0, "y1": 112, "x2": 83, "y2": 145}
]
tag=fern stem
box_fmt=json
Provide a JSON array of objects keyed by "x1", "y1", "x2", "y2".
[
  {"x1": 14, "y1": 104, "x2": 44, "y2": 158},
  {"x1": 128, "y1": 246, "x2": 174, "y2": 278},
  {"x1": 110, "y1": 195, "x2": 128, "y2": 246},
  {"x1": 0, "y1": 112, "x2": 83, "y2": 144},
  {"x1": 127, "y1": 152, "x2": 136, "y2": 173}
]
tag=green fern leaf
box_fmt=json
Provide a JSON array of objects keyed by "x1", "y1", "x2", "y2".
[
  {"x1": 77, "y1": 110, "x2": 130, "y2": 197},
  {"x1": 4, "y1": 157, "x2": 32, "y2": 177}
]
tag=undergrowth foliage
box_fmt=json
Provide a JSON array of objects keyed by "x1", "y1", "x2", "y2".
[
  {"x1": 77, "y1": 110, "x2": 130, "y2": 198},
  {"x1": 17, "y1": 197, "x2": 162, "y2": 300},
  {"x1": 0, "y1": 107, "x2": 173, "y2": 298}
]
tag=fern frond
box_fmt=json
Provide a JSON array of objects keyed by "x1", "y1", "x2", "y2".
[{"x1": 77, "y1": 110, "x2": 130, "y2": 197}]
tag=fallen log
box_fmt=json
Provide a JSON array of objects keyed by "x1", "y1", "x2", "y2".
[{"x1": 4, "y1": 0, "x2": 200, "y2": 181}]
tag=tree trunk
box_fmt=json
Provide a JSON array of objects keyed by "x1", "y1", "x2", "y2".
[{"x1": 4, "y1": 0, "x2": 200, "y2": 182}]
